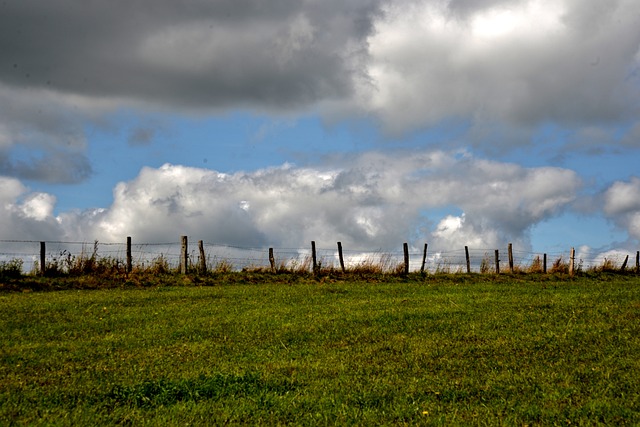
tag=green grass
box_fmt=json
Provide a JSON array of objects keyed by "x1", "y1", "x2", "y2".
[{"x1": 1, "y1": 274, "x2": 639, "y2": 425}]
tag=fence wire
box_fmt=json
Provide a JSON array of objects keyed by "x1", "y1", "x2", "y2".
[{"x1": 0, "y1": 239, "x2": 636, "y2": 274}]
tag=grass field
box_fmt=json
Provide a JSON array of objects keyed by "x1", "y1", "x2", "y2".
[{"x1": 1, "y1": 273, "x2": 639, "y2": 425}]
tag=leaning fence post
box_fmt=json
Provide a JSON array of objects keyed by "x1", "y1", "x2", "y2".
[
  {"x1": 126, "y1": 236, "x2": 132, "y2": 273},
  {"x1": 465, "y1": 246, "x2": 471, "y2": 273},
  {"x1": 337, "y1": 242, "x2": 346, "y2": 273},
  {"x1": 269, "y1": 248, "x2": 275, "y2": 272},
  {"x1": 40, "y1": 241, "x2": 46, "y2": 275},
  {"x1": 508, "y1": 243, "x2": 514, "y2": 273},
  {"x1": 420, "y1": 243, "x2": 428, "y2": 274},
  {"x1": 180, "y1": 236, "x2": 188, "y2": 274},
  {"x1": 495, "y1": 249, "x2": 500, "y2": 274},
  {"x1": 198, "y1": 240, "x2": 206, "y2": 273},
  {"x1": 621, "y1": 255, "x2": 629, "y2": 272}
]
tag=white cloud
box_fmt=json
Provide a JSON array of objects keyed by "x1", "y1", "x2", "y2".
[
  {"x1": 603, "y1": 177, "x2": 640, "y2": 241},
  {"x1": 18, "y1": 193, "x2": 56, "y2": 221},
  {"x1": 0, "y1": 177, "x2": 62, "y2": 241},
  {"x1": 18, "y1": 149, "x2": 576, "y2": 252},
  {"x1": 357, "y1": 0, "x2": 640, "y2": 138}
]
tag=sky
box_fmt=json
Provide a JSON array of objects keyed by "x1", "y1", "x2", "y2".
[{"x1": 1, "y1": 0, "x2": 640, "y2": 265}]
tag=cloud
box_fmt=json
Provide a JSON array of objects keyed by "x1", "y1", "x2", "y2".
[
  {"x1": 0, "y1": 176, "x2": 62, "y2": 241},
  {"x1": 603, "y1": 177, "x2": 640, "y2": 241},
  {"x1": 0, "y1": 150, "x2": 578, "y2": 252},
  {"x1": 0, "y1": 0, "x2": 384, "y2": 182},
  {"x1": 0, "y1": 149, "x2": 92, "y2": 184},
  {"x1": 357, "y1": 0, "x2": 640, "y2": 139},
  {"x1": 1, "y1": 0, "x2": 639, "y2": 182},
  {"x1": 0, "y1": 0, "x2": 380, "y2": 110},
  {"x1": 0, "y1": 84, "x2": 96, "y2": 183}
]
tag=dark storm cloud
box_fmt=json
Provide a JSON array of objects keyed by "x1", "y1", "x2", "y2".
[{"x1": 0, "y1": 0, "x2": 382, "y2": 109}]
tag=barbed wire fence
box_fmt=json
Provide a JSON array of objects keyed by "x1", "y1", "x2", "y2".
[{"x1": 0, "y1": 237, "x2": 637, "y2": 275}]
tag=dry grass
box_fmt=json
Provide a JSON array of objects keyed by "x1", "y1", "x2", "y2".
[
  {"x1": 6, "y1": 242, "x2": 639, "y2": 283},
  {"x1": 527, "y1": 255, "x2": 544, "y2": 273}
]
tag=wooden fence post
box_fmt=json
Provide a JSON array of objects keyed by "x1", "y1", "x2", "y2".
[
  {"x1": 543, "y1": 253, "x2": 547, "y2": 274},
  {"x1": 621, "y1": 254, "x2": 629, "y2": 272},
  {"x1": 465, "y1": 246, "x2": 471, "y2": 273},
  {"x1": 403, "y1": 243, "x2": 409, "y2": 275},
  {"x1": 126, "y1": 236, "x2": 132, "y2": 273},
  {"x1": 198, "y1": 240, "x2": 206, "y2": 273},
  {"x1": 337, "y1": 242, "x2": 345, "y2": 273},
  {"x1": 495, "y1": 249, "x2": 500, "y2": 274},
  {"x1": 508, "y1": 243, "x2": 514, "y2": 273},
  {"x1": 636, "y1": 251, "x2": 639, "y2": 274},
  {"x1": 420, "y1": 243, "x2": 428, "y2": 274},
  {"x1": 40, "y1": 241, "x2": 46, "y2": 275},
  {"x1": 269, "y1": 248, "x2": 275, "y2": 272},
  {"x1": 569, "y1": 247, "x2": 575, "y2": 276},
  {"x1": 311, "y1": 241, "x2": 318, "y2": 274},
  {"x1": 180, "y1": 236, "x2": 188, "y2": 274}
]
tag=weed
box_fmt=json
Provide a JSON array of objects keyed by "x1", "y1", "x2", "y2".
[
  {"x1": 480, "y1": 253, "x2": 491, "y2": 273},
  {"x1": 598, "y1": 258, "x2": 618, "y2": 272},
  {"x1": 550, "y1": 256, "x2": 569, "y2": 274},
  {"x1": 528, "y1": 255, "x2": 544, "y2": 273},
  {"x1": 146, "y1": 254, "x2": 172, "y2": 275},
  {"x1": 212, "y1": 259, "x2": 235, "y2": 273},
  {"x1": 0, "y1": 258, "x2": 23, "y2": 279}
]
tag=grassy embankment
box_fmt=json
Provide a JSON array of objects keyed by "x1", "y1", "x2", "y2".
[{"x1": 1, "y1": 272, "x2": 639, "y2": 425}]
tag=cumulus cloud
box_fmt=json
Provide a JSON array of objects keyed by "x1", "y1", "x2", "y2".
[
  {"x1": 357, "y1": 0, "x2": 640, "y2": 138},
  {"x1": 0, "y1": 150, "x2": 580, "y2": 253},
  {"x1": 603, "y1": 177, "x2": 640, "y2": 241},
  {"x1": 0, "y1": 177, "x2": 62, "y2": 241}
]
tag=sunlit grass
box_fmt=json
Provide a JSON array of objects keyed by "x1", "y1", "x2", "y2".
[{"x1": 1, "y1": 276, "x2": 639, "y2": 425}]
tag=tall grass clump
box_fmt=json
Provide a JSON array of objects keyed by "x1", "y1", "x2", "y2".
[
  {"x1": 528, "y1": 255, "x2": 544, "y2": 273},
  {"x1": 597, "y1": 258, "x2": 619, "y2": 273},
  {"x1": 38, "y1": 241, "x2": 126, "y2": 278},
  {"x1": 550, "y1": 256, "x2": 569, "y2": 274},
  {"x1": 0, "y1": 258, "x2": 23, "y2": 279},
  {"x1": 211, "y1": 259, "x2": 235, "y2": 273},
  {"x1": 480, "y1": 253, "x2": 492, "y2": 273},
  {"x1": 348, "y1": 253, "x2": 400, "y2": 275}
]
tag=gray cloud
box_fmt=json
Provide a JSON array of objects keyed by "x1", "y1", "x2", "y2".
[
  {"x1": 3, "y1": 0, "x2": 635, "y2": 125},
  {"x1": 0, "y1": 0, "x2": 639, "y2": 188},
  {"x1": 0, "y1": 149, "x2": 92, "y2": 184},
  {"x1": 0, "y1": 0, "x2": 383, "y2": 183},
  {"x1": 0, "y1": 0, "x2": 381, "y2": 109}
]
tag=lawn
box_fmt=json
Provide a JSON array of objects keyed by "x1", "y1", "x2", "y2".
[{"x1": 1, "y1": 274, "x2": 639, "y2": 425}]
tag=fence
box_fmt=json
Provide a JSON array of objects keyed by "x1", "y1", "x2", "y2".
[{"x1": 2, "y1": 237, "x2": 638, "y2": 276}]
